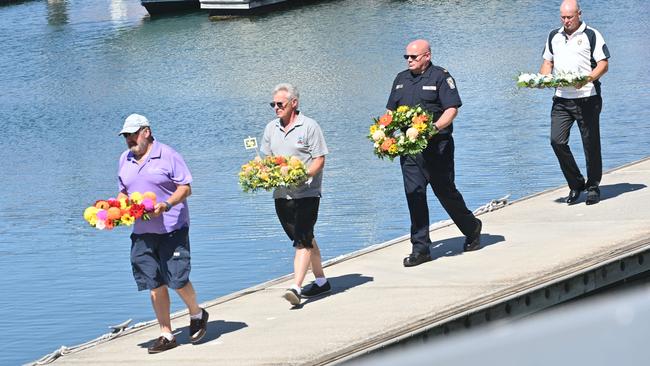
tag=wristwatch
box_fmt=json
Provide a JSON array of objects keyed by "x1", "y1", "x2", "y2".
[
  {"x1": 432, "y1": 124, "x2": 440, "y2": 134},
  {"x1": 163, "y1": 201, "x2": 172, "y2": 212}
]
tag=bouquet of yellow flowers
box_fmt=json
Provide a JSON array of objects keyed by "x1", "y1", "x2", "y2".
[
  {"x1": 239, "y1": 155, "x2": 308, "y2": 192},
  {"x1": 83, "y1": 191, "x2": 156, "y2": 230},
  {"x1": 368, "y1": 105, "x2": 436, "y2": 160}
]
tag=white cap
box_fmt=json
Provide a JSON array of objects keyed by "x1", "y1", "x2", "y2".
[{"x1": 119, "y1": 113, "x2": 150, "y2": 135}]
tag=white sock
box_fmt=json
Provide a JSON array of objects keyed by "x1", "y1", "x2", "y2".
[
  {"x1": 190, "y1": 310, "x2": 203, "y2": 320},
  {"x1": 315, "y1": 277, "x2": 327, "y2": 287},
  {"x1": 291, "y1": 284, "x2": 301, "y2": 294},
  {"x1": 161, "y1": 332, "x2": 174, "y2": 341}
]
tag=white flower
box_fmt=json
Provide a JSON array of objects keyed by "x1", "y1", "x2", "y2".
[
  {"x1": 280, "y1": 166, "x2": 289, "y2": 176},
  {"x1": 95, "y1": 220, "x2": 106, "y2": 230},
  {"x1": 406, "y1": 127, "x2": 419, "y2": 141},
  {"x1": 372, "y1": 130, "x2": 385, "y2": 142},
  {"x1": 518, "y1": 73, "x2": 533, "y2": 83}
]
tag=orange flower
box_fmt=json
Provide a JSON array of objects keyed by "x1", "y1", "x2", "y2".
[
  {"x1": 412, "y1": 114, "x2": 428, "y2": 124},
  {"x1": 95, "y1": 200, "x2": 110, "y2": 210},
  {"x1": 379, "y1": 113, "x2": 392, "y2": 127},
  {"x1": 381, "y1": 138, "x2": 395, "y2": 152},
  {"x1": 107, "y1": 207, "x2": 122, "y2": 221},
  {"x1": 274, "y1": 156, "x2": 287, "y2": 166}
]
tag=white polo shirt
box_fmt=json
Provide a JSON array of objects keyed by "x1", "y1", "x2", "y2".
[{"x1": 543, "y1": 22, "x2": 610, "y2": 99}]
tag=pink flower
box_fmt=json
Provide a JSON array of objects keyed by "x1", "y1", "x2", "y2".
[
  {"x1": 142, "y1": 198, "x2": 154, "y2": 211},
  {"x1": 96, "y1": 210, "x2": 107, "y2": 221}
]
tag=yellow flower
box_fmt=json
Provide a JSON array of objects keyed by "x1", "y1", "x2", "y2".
[
  {"x1": 83, "y1": 206, "x2": 98, "y2": 222},
  {"x1": 413, "y1": 122, "x2": 427, "y2": 132},
  {"x1": 119, "y1": 198, "x2": 128, "y2": 209},
  {"x1": 388, "y1": 144, "x2": 398, "y2": 154},
  {"x1": 130, "y1": 191, "x2": 143, "y2": 204},
  {"x1": 288, "y1": 156, "x2": 303, "y2": 169},
  {"x1": 121, "y1": 213, "x2": 135, "y2": 226},
  {"x1": 369, "y1": 124, "x2": 378, "y2": 134},
  {"x1": 396, "y1": 105, "x2": 409, "y2": 113}
]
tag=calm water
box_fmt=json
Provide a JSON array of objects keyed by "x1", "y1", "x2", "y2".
[{"x1": 1, "y1": 0, "x2": 648, "y2": 364}]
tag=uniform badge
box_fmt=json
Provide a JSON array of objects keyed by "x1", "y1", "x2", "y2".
[
  {"x1": 297, "y1": 136, "x2": 305, "y2": 145},
  {"x1": 577, "y1": 38, "x2": 582, "y2": 45},
  {"x1": 446, "y1": 77, "x2": 456, "y2": 89},
  {"x1": 422, "y1": 85, "x2": 437, "y2": 90},
  {"x1": 396, "y1": 84, "x2": 403, "y2": 90}
]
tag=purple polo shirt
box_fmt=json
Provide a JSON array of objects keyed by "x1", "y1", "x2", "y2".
[{"x1": 118, "y1": 140, "x2": 192, "y2": 234}]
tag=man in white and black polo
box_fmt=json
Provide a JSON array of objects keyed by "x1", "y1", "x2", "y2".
[{"x1": 540, "y1": 0, "x2": 610, "y2": 205}]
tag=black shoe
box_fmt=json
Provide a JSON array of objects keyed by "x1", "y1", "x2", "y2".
[
  {"x1": 464, "y1": 218, "x2": 482, "y2": 252},
  {"x1": 301, "y1": 281, "x2": 332, "y2": 298},
  {"x1": 148, "y1": 336, "x2": 177, "y2": 354},
  {"x1": 585, "y1": 187, "x2": 600, "y2": 205},
  {"x1": 566, "y1": 187, "x2": 584, "y2": 205},
  {"x1": 403, "y1": 252, "x2": 432, "y2": 267},
  {"x1": 282, "y1": 288, "x2": 301, "y2": 305},
  {"x1": 189, "y1": 308, "x2": 209, "y2": 343}
]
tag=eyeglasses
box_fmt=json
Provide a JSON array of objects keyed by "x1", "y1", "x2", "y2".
[
  {"x1": 269, "y1": 100, "x2": 291, "y2": 109},
  {"x1": 403, "y1": 53, "x2": 428, "y2": 61}
]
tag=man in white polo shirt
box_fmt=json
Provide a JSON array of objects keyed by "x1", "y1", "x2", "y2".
[{"x1": 540, "y1": 0, "x2": 610, "y2": 205}]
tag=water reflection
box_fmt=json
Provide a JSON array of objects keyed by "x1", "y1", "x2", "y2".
[
  {"x1": 110, "y1": 0, "x2": 128, "y2": 24},
  {"x1": 1, "y1": 1, "x2": 649, "y2": 365},
  {"x1": 47, "y1": 0, "x2": 68, "y2": 25}
]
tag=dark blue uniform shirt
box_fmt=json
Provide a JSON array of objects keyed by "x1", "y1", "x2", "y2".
[{"x1": 386, "y1": 63, "x2": 462, "y2": 134}]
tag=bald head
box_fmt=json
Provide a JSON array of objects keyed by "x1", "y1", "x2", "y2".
[
  {"x1": 560, "y1": 0, "x2": 582, "y2": 34},
  {"x1": 560, "y1": 0, "x2": 580, "y2": 13},
  {"x1": 405, "y1": 39, "x2": 432, "y2": 74},
  {"x1": 406, "y1": 39, "x2": 431, "y2": 55}
]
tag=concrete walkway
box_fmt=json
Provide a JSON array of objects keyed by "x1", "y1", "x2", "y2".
[{"x1": 49, "y1": 158, "x2": 650, "y2": 365}]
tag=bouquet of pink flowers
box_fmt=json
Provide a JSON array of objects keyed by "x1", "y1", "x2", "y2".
[
  {"x1": 239, "y1": 155, "x2": 307, "y2": 192},
  {"x1": 83, "y1": 191, "x2": 156, "y2": 230}
]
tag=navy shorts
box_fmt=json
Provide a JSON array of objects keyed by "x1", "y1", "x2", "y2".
[
  {"x1": 274, "y1": 197, "x2": 320, "y2": 248},
  {"x1": 130, "y1": 227, "x2": 191, "y2": 291}
]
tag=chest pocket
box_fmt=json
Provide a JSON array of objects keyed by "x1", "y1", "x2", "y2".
[{"x1": 419, "y1": 87, "x2": 439, "y2": 102}]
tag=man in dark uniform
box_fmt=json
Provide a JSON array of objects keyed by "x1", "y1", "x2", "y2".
[{"x1": 386, "y1": 39, "x2": 482, "y2": 267}]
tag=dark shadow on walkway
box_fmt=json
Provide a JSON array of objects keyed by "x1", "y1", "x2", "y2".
[
  {"x1": 553, "y1": 183, "x2": 646, "y2": 204},
  {"x1": 428, "y1": 233, "x2": 506, "y2": 260},
  {"x1": 138, "y1": 319, "x2": 248, "y2": 348},
  {"x1": 292, "y1": 273, "x2": 374, "y2": 309}
]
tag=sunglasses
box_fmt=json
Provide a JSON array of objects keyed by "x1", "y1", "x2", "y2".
[
  {"x1": 122, "y1": 128, "x2": 143, "y2": 138},
  {"x1": 269, "y1": 100, "x2": 291, "y2": 109},
  {"x1": 403, "y1": 53, "x2": 428, "y2": 61}
]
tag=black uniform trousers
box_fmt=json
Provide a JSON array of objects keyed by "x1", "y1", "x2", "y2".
[
  {"x1": 400, "y1": 134, "x2": 478, "y2": 255},
  {"x1": 550, "y1": 95, "x2": 602, "y2": 190}
]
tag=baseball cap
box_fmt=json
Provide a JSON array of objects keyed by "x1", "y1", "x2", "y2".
[{"x1": 119, "y1": 113, "x2": 150, "y2": 135}]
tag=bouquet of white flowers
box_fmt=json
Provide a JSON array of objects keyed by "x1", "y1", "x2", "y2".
[{"x1": 516, "y1": 71, "x2": 589, "y2": 88}]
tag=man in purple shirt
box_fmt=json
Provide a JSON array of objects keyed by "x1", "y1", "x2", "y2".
[{"x1": 117, "y1": 113, "x2": 208, "y2": 354}]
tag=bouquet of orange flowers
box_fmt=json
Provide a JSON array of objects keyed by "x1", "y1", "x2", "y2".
[
  {"x1": 368, "y1": 105, "x2": 436, "y2": 160},
  {"x1": 83, "y1": 191, "x2": 156, "y2": 230},
  {"x1": 239, "y1": 155, "x2": 307, "y2": 192}
]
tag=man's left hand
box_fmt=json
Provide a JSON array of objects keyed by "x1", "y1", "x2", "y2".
[
  {"x1": 575, "y1": 76, "x2": 592, "y2": 90},
  {"x1": 150, "y1": 202, "x2": 167, "y2": 218}
]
